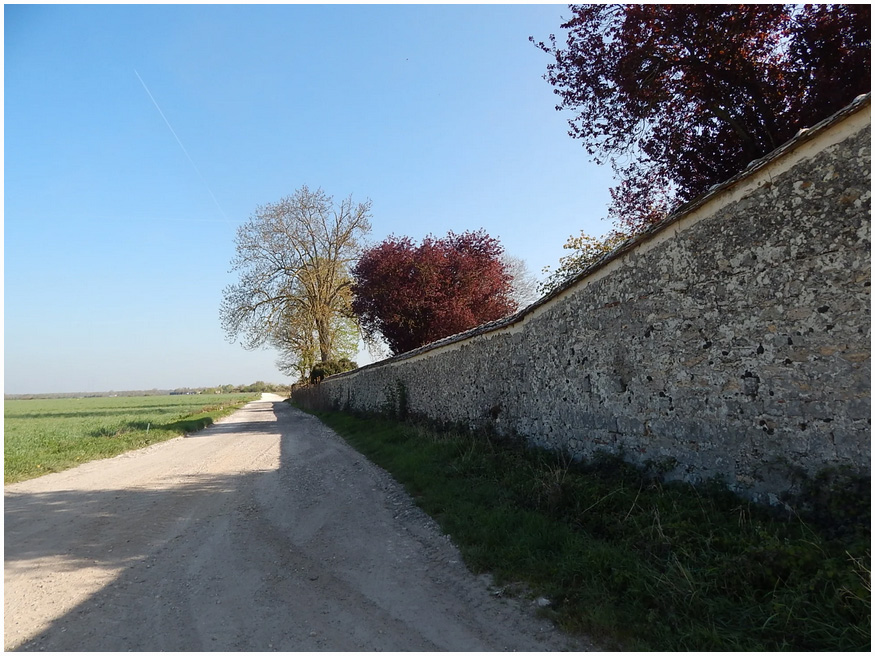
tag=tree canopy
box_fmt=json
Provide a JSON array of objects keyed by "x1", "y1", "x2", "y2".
[
  {"x1": 539, "y1": 230, "x2": 631, "y2": 295},
  {"x1": 220, "y1": 186, "x2": 371, "y2": 380},
  {"x1": 533, "y1": 4, "x2": 870, "y2": 233},
  {"x1": 351, "y1": 230, "x2": 517, "y2": 355}
]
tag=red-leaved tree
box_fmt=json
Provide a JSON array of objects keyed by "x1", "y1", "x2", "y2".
[
  {"x1": 532, "y1": 4, "x2": 871, "y2": 233},
  {"x1": 351, "y1": 230, "x2": 517, "y2": 355}
]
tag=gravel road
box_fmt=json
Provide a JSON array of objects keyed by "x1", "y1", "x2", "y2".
[{"x1": 4, "y1": 394, "x2": 593, "y2": 651}]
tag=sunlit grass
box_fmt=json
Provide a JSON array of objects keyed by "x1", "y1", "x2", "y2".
[{"x1": 4, "y1": 394, "x2": 258, "y2": 483}]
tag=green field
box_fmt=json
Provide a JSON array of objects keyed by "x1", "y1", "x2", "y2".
[{"x1": 4, "y1": 393, "x2": 259, "y2": 483}]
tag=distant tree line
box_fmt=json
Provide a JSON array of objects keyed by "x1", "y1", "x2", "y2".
[
  {"x1": 6, "y1": 382, "x2": 288, "y2": 400},
  {"x1": 198, "y1": 382, "x2": 289, "y2": 394}
]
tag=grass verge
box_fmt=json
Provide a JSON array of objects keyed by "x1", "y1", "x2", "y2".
[
  {"x1": 4, "y1": 394, "x2": 260, "y2": 483},
  {"x1": 300, "y1": 406, "x2": 870, "y2": 651}
]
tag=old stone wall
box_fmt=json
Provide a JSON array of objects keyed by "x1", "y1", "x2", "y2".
[{"x1": 297, "y1": 98, "x2": 871, "y2": 501}]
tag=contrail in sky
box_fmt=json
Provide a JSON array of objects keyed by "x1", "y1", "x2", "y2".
[{"x1": 134, "y1": 69, "x2": 231, "y2": 225}]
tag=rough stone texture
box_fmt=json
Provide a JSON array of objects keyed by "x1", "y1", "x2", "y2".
[{"x1": 298, "y1": 99, "x2": 870, "y2": 502}]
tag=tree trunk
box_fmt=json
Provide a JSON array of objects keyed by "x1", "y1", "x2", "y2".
[{"x1": 316, "y1": 315, "x2": 332, "y2": 363}]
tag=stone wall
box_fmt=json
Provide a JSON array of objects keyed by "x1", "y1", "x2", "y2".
[{"x1": 296, "y1": 97, "x2": 871, "y2": 502}]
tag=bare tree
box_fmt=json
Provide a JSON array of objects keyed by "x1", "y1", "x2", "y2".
[
  {"x1": 502, "y1": 254, "x2": 542, "y2": 309},
  {"x1": 221, "y1": 186, "x2": 372, "y2": 372}
]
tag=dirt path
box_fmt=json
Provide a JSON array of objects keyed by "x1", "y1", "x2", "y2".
[{"x1": 5, "y1": 394, "x2": 593, "y2": 651}]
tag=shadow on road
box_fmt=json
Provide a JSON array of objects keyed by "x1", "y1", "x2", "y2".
[
  {"x1": 182, "y1": 402, "x2": 281, "y2": 438},
  {"x1": 5, "y1": 474, "x2": 245, "y2": 568},
  {"x1": 4, "y1": 400, "x2": 289, "y2": 651}
]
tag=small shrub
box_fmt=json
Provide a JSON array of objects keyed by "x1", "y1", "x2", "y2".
[
  {"x1": 309, "y1": 358, "x2": 358, "y2": 384},
  {"x1": 380, "y1": 379, "x2": 409, "y2": 420}
]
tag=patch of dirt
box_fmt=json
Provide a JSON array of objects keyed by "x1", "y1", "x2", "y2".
[{"x1": 5, "y1": 394, "x2": 595, "y2": 651}]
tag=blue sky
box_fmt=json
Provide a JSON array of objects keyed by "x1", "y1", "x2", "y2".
[{"x1": 4, "y1": 3, "x2": 616, "y2": 394}]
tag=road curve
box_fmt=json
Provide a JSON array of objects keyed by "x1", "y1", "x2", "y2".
[{"x1": 4, "y1": 394, "x2": 592, "y2": 651}]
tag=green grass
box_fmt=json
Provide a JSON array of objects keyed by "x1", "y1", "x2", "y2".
[
  {"x1": 4, "y1": 393, "x2": 259, "y2": 483},
  {"x1": 300, "y1": 406, "x2": 870, "y2": 651}
]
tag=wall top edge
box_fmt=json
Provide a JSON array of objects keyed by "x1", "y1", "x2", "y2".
[{"x1": 331, "y1": 93, "x2": 871, "y2": 380}]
